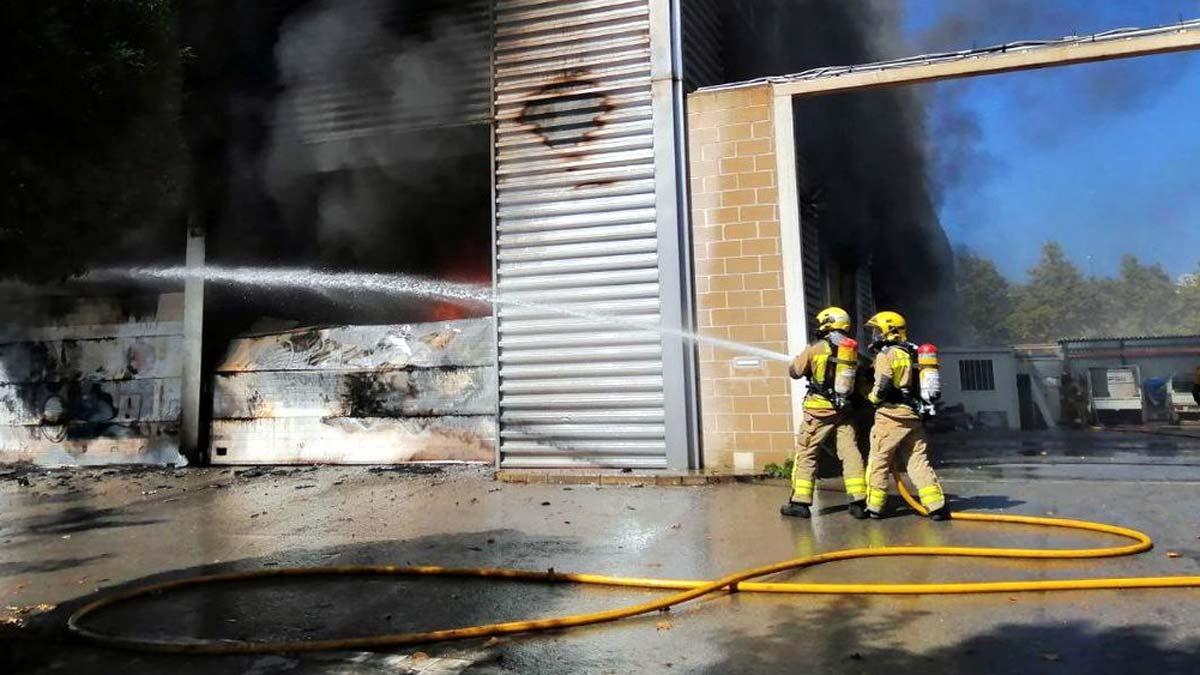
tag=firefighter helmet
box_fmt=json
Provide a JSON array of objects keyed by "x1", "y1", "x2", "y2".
[
  {"x1": 866, "y1": 310, "x2": 907, "y2": 343},
  {"x1": 815, "y1": 306, "x2": 851, "y2": 334}
]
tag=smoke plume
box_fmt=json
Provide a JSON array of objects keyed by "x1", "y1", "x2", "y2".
[
  {"x1": 716, "y1": 0, "x2": 1197, "y2": 341},
  {"x1": 261, "y1": 0, "x2": 490, "y2": 275},
  {"x1": 911, "y1": 0, "x2": 1192, "y2": 197},
  {"x1": 188, "y1": 0, "x2": 492, "y2": 331},
  {"x1": 723, "y1": 0, "x2": 957, "y2": 340}
]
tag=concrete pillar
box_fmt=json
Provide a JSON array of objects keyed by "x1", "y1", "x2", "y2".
[{"x1": 180, "y1": 230, "x2": 205, "y2": 463}]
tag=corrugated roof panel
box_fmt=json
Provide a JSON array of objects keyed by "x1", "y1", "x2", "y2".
[{"x1": 1060, "y1": 334, "x2": 1200, "y2": 344}]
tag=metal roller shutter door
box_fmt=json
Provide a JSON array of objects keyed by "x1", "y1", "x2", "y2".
[{"x1": 493, "y1": 0, "x2": 670, "y2": 468}]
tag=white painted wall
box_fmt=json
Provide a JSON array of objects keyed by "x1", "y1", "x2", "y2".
[
  {"x1": 0, "y1": 292, "x2": 185, "y2": 465},
  {"x1": 939, "y1": 348, "x2": 1021, "y2": 431}
]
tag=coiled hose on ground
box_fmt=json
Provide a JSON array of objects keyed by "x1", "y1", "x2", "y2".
[{"x1": 67, "y1": 475, "x2": 1200, "y2": 654}]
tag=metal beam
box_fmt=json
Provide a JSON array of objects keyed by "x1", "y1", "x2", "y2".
[
  {"x1": 773, "y1": 24, "x2": 1200, "y2": 97},
  {"x1": 771, "y1": 92, "x2": 808, "y2": 433},
  {"x1": 179, "y1": 230, "x2": 205, "y2": 463},
  {"x1": 649, "y1": 0, "x2": 695, "y2": 470}
]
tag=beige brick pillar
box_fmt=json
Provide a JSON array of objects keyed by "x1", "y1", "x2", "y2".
[{"x1": 687, "y1": 84, "x2": 796, "y2": 473}]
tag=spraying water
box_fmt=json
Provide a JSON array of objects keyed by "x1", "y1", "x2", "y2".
[{"x1": 87, "y1": 265, "x2": 794, "y2": 364}]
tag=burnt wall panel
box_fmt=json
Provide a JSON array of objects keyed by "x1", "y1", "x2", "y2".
[
  {"x1": 209, "y1": 317, "x2": 497, "y2": 464},
  {"x1": 210, "y1": 416, "x2": 494, "y2": 464},
  {"x1": 217, "y1": 320, "x2": 496, "y2": 372},
  {"x1": 0, "y1": 293, "x2": 185, "y2": 465},
  {"x1": 213, "y1": 368, "x2": 497, "y2": 419}
]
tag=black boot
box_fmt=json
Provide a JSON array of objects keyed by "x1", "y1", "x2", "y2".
[
  {"x1": 867, "y1": 509, "x2": 885, "y2": 520},
  {"x1": 848, "y1": 500, "x2": 868, "y2": 520},
  {"x1": 928, "y1": 506, "x2": 952, "y2": 521},
  {"x1": 780, "y1": 501, "x2": 811, "y2": 518}
]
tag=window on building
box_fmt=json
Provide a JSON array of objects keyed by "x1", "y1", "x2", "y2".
[{"x1": 959, "y1": 359, "x2": 996, "y2": 391}]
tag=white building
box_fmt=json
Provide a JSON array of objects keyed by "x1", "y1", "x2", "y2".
[{"x1": 937, "y1": 348, "x2": 1022, "y2": 431}]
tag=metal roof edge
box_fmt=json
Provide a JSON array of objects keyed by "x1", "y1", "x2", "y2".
[
  {"x1": 694, "y1": 17, "x2": 1200, "y2": 94},
  {"x1": 1058, "y1": 334, "x2": 1200, "y2": 344}
]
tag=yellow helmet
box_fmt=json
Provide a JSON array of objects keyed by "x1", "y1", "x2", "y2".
[
  {"x1": 815, "y1": 306, "x2": 851, "y2": 334},
  {"x1": 866, "y1": 310, "x2": 907, "y2": 343}
]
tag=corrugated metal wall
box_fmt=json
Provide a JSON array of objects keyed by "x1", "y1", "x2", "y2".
[
  {"x1": 284, "y1": 0, "x2": 493, "y2": 147},
  {"x1": 680, "y1": 0, "x2": 725, "y2": 90},
  {"x1": 492, "y1": 0, "x2": 683, "y2": 468},
  {"x1": 856, "y1": 264, "x2": 876, "y2": 344},
  {"x1": 801, "y1": 220, "x2": 825, "y2": 325}
]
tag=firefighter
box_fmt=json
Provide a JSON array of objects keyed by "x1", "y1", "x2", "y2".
[
  {"x1": 862, "y1": 310, "x2": 950, "y2": 521},
  {"x1": 1193, "y1": 366, "x2": 1200, "y2": 407},
  {"x1": 780, "y1": 306, "x2": 869, "y2": 520}
]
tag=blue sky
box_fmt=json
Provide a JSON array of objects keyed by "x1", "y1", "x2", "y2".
[{"x1": 898, "y1": 1, "x2": 1200, "y2": 280}]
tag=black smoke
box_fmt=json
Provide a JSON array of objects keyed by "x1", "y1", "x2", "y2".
[
  {"x1": 182, "y1": 0, "x2": 492, "y2": 330},
  {"x1": 706, "y1": 1, "x2": 1196, "y2": 342},
  {"x1": 909, "y1": 0, "x2": 1194, "y2": 203},
  {"x1": 179, "y1": 0, "x2": 493, "y2": 454},
  {"x1": 719, "y1": 0, "x2": 957, "y2": 340}
]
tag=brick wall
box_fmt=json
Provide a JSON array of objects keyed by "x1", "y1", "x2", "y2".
[{"x1": 687, "y1": 85, "x2": 794, "y2": 472}]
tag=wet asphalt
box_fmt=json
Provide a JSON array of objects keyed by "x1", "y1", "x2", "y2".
[{"x1": 2, "y1": 430, "x2": 1200, "y2": 674}]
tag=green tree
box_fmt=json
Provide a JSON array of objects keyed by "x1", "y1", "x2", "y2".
[
  {"x1": 1178, "y1": 264, "x2": 1200, "y2": 333},
  {"x1": 0, "y1": 1, "x2": 187, "y2": 281},
  {"x1": 956, "y1": 247, "x2": 1199, "y2": 343},
  {"x1": 1097, "y1": 255, "x2": 1183, "y2": 336},
  {"x1": 954, "y1": 247, "x2": 1013, "y2": 345},
  {"x1": 1007, "y1": 242, "x2": 1097, "y2": 343}
]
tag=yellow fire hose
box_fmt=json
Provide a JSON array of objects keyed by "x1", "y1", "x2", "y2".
[{"x1": 67, "y1": 475, "x2": 1200, "y2": 654}]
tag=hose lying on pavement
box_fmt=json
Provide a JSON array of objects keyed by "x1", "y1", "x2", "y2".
[{"x1": 67, "y1": 474, "x2": 1200, "y2": 654}]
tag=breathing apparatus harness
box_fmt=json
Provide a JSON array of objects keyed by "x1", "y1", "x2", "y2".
[
  {"x1": 808, "y1": 334, "x2": 841, "y2": 410},
  {"x1": 869, "y1": 340, "x2": 939, "y2": 418},
  {"x1": 800, "y1": 331, "x2": 859, "y2": 411}
]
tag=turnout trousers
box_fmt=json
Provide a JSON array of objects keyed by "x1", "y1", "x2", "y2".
[
  {"x1": 865, "y1": 409, "x2": 945, "y2": 514},
  {"x1": 789, "y1": 409, "x2": 867, "y2": 504}
]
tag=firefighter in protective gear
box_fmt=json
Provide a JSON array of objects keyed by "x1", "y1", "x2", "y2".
[
  {"x1": 780, "y1": 306, "x2": 869, "y2": 520},
  {"x1": 862, "y1": 310, "x2": 950, "y2": 521}
]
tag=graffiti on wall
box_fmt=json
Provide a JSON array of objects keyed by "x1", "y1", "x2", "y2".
[{"x1": 0, "y1": 331, "x2": 183, "y2": 464}]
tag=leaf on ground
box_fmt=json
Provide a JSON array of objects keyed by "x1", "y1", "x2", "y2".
[
  {"x1": 1166, "y1": 551, "x2": 1182, "y2": 558},
  {"x1": 655, "y1": 620, "x2": 672, "y2": 631}
]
